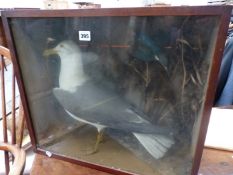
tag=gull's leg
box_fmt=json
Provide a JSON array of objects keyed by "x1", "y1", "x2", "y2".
[
  {"x1": 83, "y1": 128, "x2": 105, "y2": 155},
  {"x1": 81, "y1": 125, "x2": 105, "y2": 155},
  {"x1": 93, "y1": 129, "x2": 104, "y2": 154}
]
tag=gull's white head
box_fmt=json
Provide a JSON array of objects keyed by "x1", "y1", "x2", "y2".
[
  {"x1": 43, "y1": 40, "x2": 81, "y2": 59},
  {"x1": 43, "y1": 40, "x2": 95, "y2": 90}
]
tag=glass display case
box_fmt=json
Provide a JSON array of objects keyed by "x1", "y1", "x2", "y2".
[{"x1": 1, "y1": 6, "x2": 231, "y2": 175}]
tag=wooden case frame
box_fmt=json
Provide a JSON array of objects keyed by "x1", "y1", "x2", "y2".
[{"x1": 1, "y1": 6, "x2": 232, "y2": 175}]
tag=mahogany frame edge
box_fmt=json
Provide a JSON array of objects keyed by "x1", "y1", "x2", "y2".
[
  {"x1": 35, "y1": 148, "x2": 140, "y2": 175},
  {"x1": 1, "y1": 14, "x2": 38, "y2": 150},
  {"x1": 1, "y1": 6, "x2": 232, "y2": 18},
  {"x1": 191, "y1": 6, "x2": 232, "y2": 175}
]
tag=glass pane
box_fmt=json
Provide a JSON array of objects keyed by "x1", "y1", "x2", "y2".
[{"x1": 10, "y1": 15, "x2": 220, "y2": 175}]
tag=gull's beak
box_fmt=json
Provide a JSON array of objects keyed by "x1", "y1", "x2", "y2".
[{"x1": 43, "y1": 48, "x2": 58, "y2": 57}]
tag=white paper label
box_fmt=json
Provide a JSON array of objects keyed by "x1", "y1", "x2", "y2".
[
  {"x1": 45, "y1": 151, "x2": 52, "y2": 157},
  {"x1": 79, "y1": 31, "x2": 91, "y2": 41}
]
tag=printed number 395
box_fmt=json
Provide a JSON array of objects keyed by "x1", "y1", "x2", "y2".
[{"x1": 79, "y1": 31, "x2": 91, "y2": 41}]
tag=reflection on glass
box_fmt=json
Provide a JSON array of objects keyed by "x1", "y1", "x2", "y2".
[{"x1": 10, "y1": 15, "x2": 219, "y2": 175}]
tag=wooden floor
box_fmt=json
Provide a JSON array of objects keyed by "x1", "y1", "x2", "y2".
[
  {"x1": 30, "y1": 148, "x2": 233, "y2": 175},
  {"x1": 199, "y1": 148, "x2": 233, "y2": 175}
]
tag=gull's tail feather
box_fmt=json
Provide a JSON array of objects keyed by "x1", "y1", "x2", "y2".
[{"x1": 133, "y1": 133, "x2": 174, "y2": 159}]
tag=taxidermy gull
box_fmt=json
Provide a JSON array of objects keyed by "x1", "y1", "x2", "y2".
[{"x1": 43, "y1": 40, "x2": 174, "y2": 159}]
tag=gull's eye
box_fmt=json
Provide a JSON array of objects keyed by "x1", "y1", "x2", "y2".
[{"x1": 60, "y1": 44, "x2": 64, "y2": 48}]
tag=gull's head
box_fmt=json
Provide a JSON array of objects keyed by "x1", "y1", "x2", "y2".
[{"x1": 43, "y1": 40, "x2": 80, "y2": 59}]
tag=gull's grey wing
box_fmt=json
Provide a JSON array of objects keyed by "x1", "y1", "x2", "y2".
[{"x1": 53, "y1": 81, "x2": 172, "y2": 135}]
